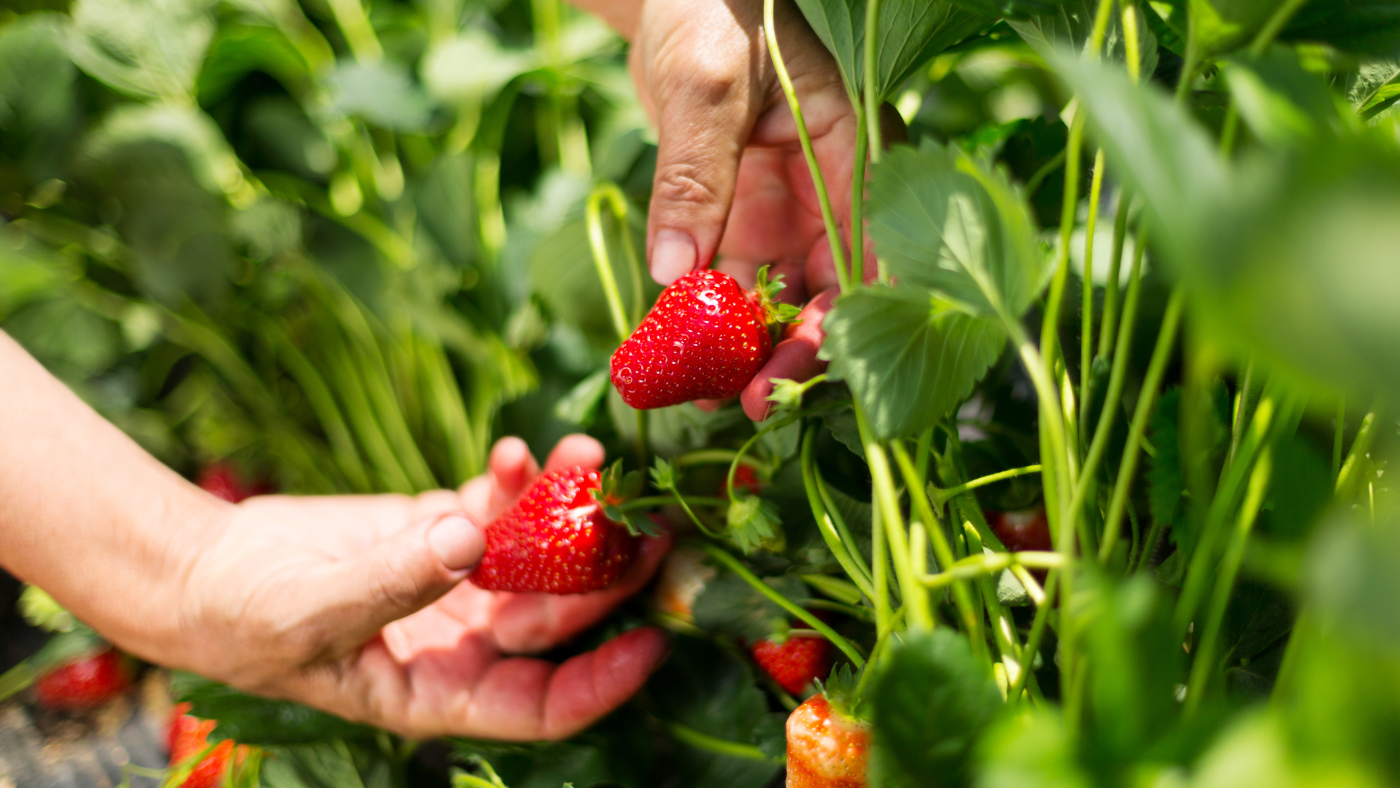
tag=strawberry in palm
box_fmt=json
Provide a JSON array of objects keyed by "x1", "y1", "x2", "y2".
[
  {"x1": 469, "y1": 465, "x2": 640, "y2": 594},
  {"x1": 786, "y1": 693, "x2": 870, "y2": 788},
  {"x1": 34, "y1": 648, "x2": 130, "y2": 710},
  {"x1": 611, "y1": 268, "x2": 797, "y2": 409}
]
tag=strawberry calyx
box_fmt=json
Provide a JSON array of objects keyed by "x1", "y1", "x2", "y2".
[
  {"x1": 816, "y1": 663, "x2": 870, "y2": 723},
  {"x1": 593, "y1": 459, "x2": 660, "y2": 537},
  {"x1": 753, "y1": 266, "x2": 802, "y2": 330}
]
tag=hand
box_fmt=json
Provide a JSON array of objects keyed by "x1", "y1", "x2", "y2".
[
  {"x1": 623, "y1": 0, "x2": 884, "y2": 419},
  {"x1": 167, "y1": 435, "x2": 671, "y2": 740}
]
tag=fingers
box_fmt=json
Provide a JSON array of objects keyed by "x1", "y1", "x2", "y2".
[
  {"x1": 491, "y1": 527, "x2": 673, "y2": 654},
  {"x1": 543, "y1": 434, "x2": 606, "y2": 473},
  {"x1": 638, "y1": 0, "x2": 765, "y2": 284},
  {"x1": 541, "y1": 628, "x2": 669, "y2": 739},
  {"x1": 316, "y1": 512, "x2": 486, "y2": 649},
  {"x1": 485, "y1": 437, "x2": 540, "y2": 514},
  {"x1": 741, "y1": 288, "x2": 838, "y2": 421}
]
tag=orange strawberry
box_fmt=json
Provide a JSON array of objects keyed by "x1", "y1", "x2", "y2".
[{"x1": 786, "y1": 694, "x2": 871, "y2": 788}]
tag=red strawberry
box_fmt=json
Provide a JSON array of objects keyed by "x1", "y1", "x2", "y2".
[
  {"x1": 988, "y1": 508, "x2": 1052, "y2": 553},
  {"x1": 722, "y1": 465, "x2": 765, "y2": 498},
  {"x1": 751, "y1": 630, "x2": 833, "y2": 696},
  {"x1": 35, "y1": 648, "x2": 130, "y2": 710},
  {"x1": 612, "y1": 269, "x2": 787, "y2": 409},
  {"x1": 786, "y1": 694, "x2": 871, "y2": 788},
  {"x1": 168, "y1": 704, "x2": 245, "y2": 788},
  {"x1": 197, "y1": 464, "x2": 270, "y2": 503},
  {"x1": 468, "y1": 466, "x2": 637, "y2": 594}
]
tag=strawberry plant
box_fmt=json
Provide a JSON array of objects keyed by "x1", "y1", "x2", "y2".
[{"x1": 4, "y1": 0, "x2": 1400, "y2": 786}]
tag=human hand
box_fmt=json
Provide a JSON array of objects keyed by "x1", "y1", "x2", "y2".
[
  {"x1": 163, "y1": 435, "x2": 671, "y2": 740},
  {"x1": 620, "y1": 0, "x2": 888, "y2": 419}
]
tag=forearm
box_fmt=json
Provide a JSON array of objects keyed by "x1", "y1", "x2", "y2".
[
  {"x1": 0, "y1": 332, "x2": 227, "y2": 658},
  {"x1": 563, "y1": 0, "x2": 643, "y2": 39}
]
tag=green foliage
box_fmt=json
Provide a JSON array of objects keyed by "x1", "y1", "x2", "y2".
[
  {"x1": 1008, "y1": 0, "x2": 1159, "y2": 77},
  {"x1": 175, "y1": 674, "x2": 376, "y2": 745},
  {"x1": 692, "y1": 568, "x2": 810, "y2": 642},
  {"x1": 793, "y1": 0, "x2": 993, "y2": 102},
  {"x1": 870, "y1": 630, "x2": 1004, "y2": 787}
]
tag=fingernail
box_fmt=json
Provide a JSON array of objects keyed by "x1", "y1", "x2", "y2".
[
  {"x1": 651, "y1": 229, "x2": 696, "y2": 285},
  {"x1": 427, "y1": 514, "x2": 485, "y2": 572}
]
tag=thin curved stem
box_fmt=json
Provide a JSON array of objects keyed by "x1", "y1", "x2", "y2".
[
  {"x1": 930, "y1": 465, "x2": 1043, "y2": 506},
  {"x1": 764, "y1": 0, "x2": 850, "y2": 292},
  {"x1": 1079, "y1": 150, "x2": 1107, "y2": 444},
  {"x1": 701, "y1": 543, "x2": 867, "y2": 666},
  {"x1": 585, "y1": 183, "x2": 633, "y2": 343},
  {"x1": 665, "y1": 721, "x2": 784, "y2": 763}
]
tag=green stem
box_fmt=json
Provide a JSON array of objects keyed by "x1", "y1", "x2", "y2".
[
  {"x1": 856, "y1": 407, "x2": 934, "y2": 632},
  {"x1": 621, "y1": 496, "x2": 728, "y2": 511},
  {"x1": 1098, "y1": 287, "x2": 1185, "y2": 563},
  {"x1": 1042, "y1": 112, "x2": 1085, "y2": 369},
  {"x1": 930, "y1": 465, "x2": 1043, "y2": 507},
  {"x1": 872, "y1": 486, "x2": 893, "y2": 637},
  {"x1": 659, "y1": 487, "x2": 723, "y2": 539},
  {"x1": 1248, "y1": 0, "x2": 1311, "y2": 56},
  {"x1": 586, "y1": 183, "x2": 634, "y2": 342},
  {"x1": 1026, "y1": 149, "x2": 1067, "y2": 198},
  {"x1": 864, "y1": 0, "x2": 883, "y2": 165},
  {"x1": 893, "y1": 442, "x2": 982, "y2": 644},
  {"x1": 1331, "y1": 400, "x2": 1346, "y2": 484},
  {"x1": 665, "y1": 721, "x2": 783, "y2": 763},
  {"x1": 1335, "y1": 409, "x2": 1377, "y2": 498},
  {"x1": 1009, "y1": 570, "x2": 1059, "y2": 703},
  {"x1": 1097, "y1": 199, "x2": 1131, "y2": 359},
  {"x1": 851, "y1": 106, "x2": 868, "y2": 285},
  {"x1": 764, "y1": 0, "x2": 850, "y2": 292},
  {"x1": 324, "y1": 0, "x2": 383, "y2": 62},
  {"x1": 701, "y1": 544, "x2": 866, "y2": 666},
  {"x1": 1173, "y1": 394, "x2": 1283, "y2": 640},
  {"x1": 1183, "y1": 447, "x2": 1272, "y2": 716},
  {"x1": 920, "y1": 552, "x2": 1067, "y2": 586},
  {"x1": 802, "y1": 425, "x2": 876, "y2": 598},
  {"x1": 1226, "y1": 362, "x2": 1257, "y2": 468},
  {"x1": 675, "y1": 450, "x2": 765, "y2": 471},
  {"x1": 1079, "y1": 150, "x2": 1107, "y2": 444}
]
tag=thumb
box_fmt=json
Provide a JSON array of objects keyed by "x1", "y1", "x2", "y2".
[
  {"x1": 645, "y1": 54, "x2": 761, "y2": 285},
  {"x1": 326, "y1": 513, "x2": 486, "y2": 647}
]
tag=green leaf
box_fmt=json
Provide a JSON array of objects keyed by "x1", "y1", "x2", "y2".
[
  {"x1": 1342, "y1": 57, "x2": 1400, "y2": 119},
  {"x1": 1050, "y1": 54, "x2": 1230, "y2": 272},
  {"x1": 975, "y1": 710, "x2": 1092, "y2": 788},
  {"x1": 1221, "y1": 47, "x2": 1339, "y2": 147},
  {"x1": 946, "y1": 0, "x2": 1072, "y2": 18},
  {"x1": 67, "y1": 0, "x2": 215, "y2": 100},
  {"x1": 792, "y1": 0, "x2": 993, "y2": 102},
  {"x1": 199, "y1": 22, "x2": 311, "y2": 105},
  {"x1": 726, "y1": 492, "x2": 785, "y2": 553},
  {"x1": 1220, "y1": 580, "x2": 1293, "y2": 664},
  {"x1": 647, "y1": 636, "x2": 785, "y2": 788},
  {"x1": 18, "y1": 585, "x2": 75, "y2": 633},
  {"x1": 1283, "y1": 1, "x2": 1400, "y2": 57},
  {"x1": 1306, "y1": 516, "x2": 1400, "y2": 657},
  {"x1": 174, "y1": 674, "x2": 375, "y2": 745},
  {"x1": 83, "y1": 103, "x2": 244, "y2": 196},
  {"x1": 692, "y1": 570, "x2": 809, "y2": 643},
  {"x1": 0, "y1": 14, "x2": 78, "y2": 162},
  {"x1": 867, "y1": 143, "x2": 1047, "y2": 319},
  {"x1": 421, "y1": 29, "x2": 535, "y2": 104},
  {"x1": 869, "y1": 630, "x2": 1003, "y2": 787},
  {"x1": 821, "y1": 286, "x2": 1006, "y2": 439},
  {"x1": 324, "y1": 62, "x2": 434, "y2": 132},
  {"x1": 1260, "y1": 433, "x2": 1331, "y2": 543},
  {"x1": 1188, "y1": 0, "x2": 1279, "y2": 55},
  {"x1": 1008, "y1": 0, "x2": 1159, "y2": 78}
]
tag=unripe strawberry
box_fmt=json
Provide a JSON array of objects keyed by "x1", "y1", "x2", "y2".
[
  {"x1": 469, "y1": 466, "x2": 637, "y2": 594},
  {"x1": 654, "y1": 546, "x2": 714, "y2": 623},
  {"x1": 786, "y1": 694, "x2": 870, "y2": 788}
]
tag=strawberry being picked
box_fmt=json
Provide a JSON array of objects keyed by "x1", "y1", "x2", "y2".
[
  {"x1": 468, "y1": 464, "x2": 644, "y2": 594},
  {"x1": 751, "y1": 621, "x2": 833, "y2": 697},
  {"x1": 611, "y1": 267, "x2": 798, "y2": 409},
  {"x1": 168, "y1": 703, "x2": 249, "y2": 788},
  {"x1": 786, "y1": 692, "x2": 871, "y2": 788},
  {"x1": 34, "y1": 647, "x2": 130, "y2": 710}
]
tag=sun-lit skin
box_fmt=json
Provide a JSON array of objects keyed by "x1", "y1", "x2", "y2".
[
  {"x1": 611, "y1": 269, "x2": 772, "y2": 409},
  {"x1": 786, "y1": 694, "x2": 871, "y2": 788}
]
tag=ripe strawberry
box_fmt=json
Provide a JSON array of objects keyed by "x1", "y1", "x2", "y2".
[
  {"x1": 751, "y1": 630, "x2": 833, "y2": 696},
  {"x1": 197, "y1": 463, "x2": 270, "y2": 503},
  {"x1": 786, "y1": 694, "x2": 871, "y2": 788},
  {"x1": 468, "y1": 466, "x2": 637, "y2": 594},
  {"x1": 611, "y1": 268, "x2": 795, "y2": 409},
  {"x1": 654, "y1": 545, "x2": 715, "y2": 623},
  {"x1": 987, "y1": 508, "x2": 1052, "y2": 553},
  {"x1": 168, "y1": 703, "x2": 246, "y2": 788},
  {"x1": 722, "y1": 464, "x2": 765, "y2": 498},
  {"x1": 35, "y1": 648, "x2": 130, "y2": 710}
]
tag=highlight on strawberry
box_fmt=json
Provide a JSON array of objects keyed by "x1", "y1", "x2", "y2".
[
  {"x1": 468, "y1": 462, "x2": 655, "y2": 595},
  {"x1": 610, "y1": 267, "x2": 800, "y2": 410},
  {"x1": 785, "y1": 669, "x2": 871, "y2": 788}
]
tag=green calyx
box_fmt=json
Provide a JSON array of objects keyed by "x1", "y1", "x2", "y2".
[{"x1": 754, "y1": 266, "x2": 803, "y2": 329}]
